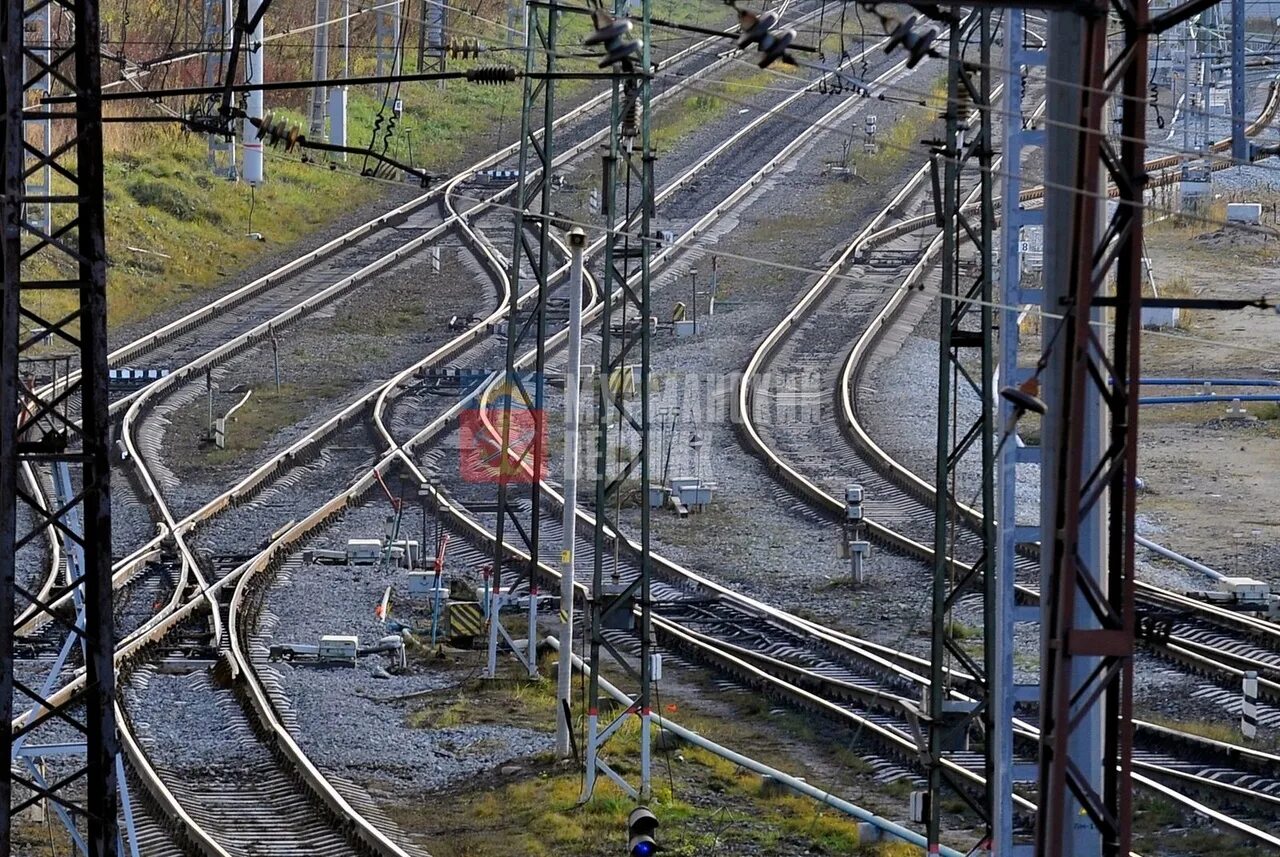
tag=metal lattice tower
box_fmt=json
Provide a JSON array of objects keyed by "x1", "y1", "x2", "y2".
[
  {"x1": 1038, "y1": 1, "x2": 1148, "y2": 852},
  {"x1": 996, "y1": 7, "x2": 1047, "y2": 854},
  {"x1": 22, "y1": 1, "x2": 52, "y2": 232},
  {"x1": 417, "y1": 0, "x2": 447, "y2": 75},
  {"x1": 485, "y1": 0, "x2": 558, "y2": 680},
  {"x1": 584, "y1": 0, "x2": 654, "y2": 803},
  {"x1": 3, "y1": 1, "x2": 120, "y2": 854},
  {"x1": 926, "y1": 12, "x2": 998, "y2": 853}
]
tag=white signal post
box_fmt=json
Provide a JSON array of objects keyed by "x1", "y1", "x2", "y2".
[
  {"x1": 243, "y1": 0, "x2": 266, "y2": 185},
  {"x1": 556, "y1": 227, "x2": 587, "y2": 757}
]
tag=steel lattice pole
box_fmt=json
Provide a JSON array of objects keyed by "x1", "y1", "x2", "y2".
[
  {"x1": 487, "y1": 0, "x2": 555, "y2": 680},
  {"x1": 4, "y1": 0, "x2": 119, "y2": 853},
  {"x1": 585, "y1": 0, "x2": 653, "y2": 803},
  {"x1": 927, "y1": 12, "x2": 998, "y2": 852},
  {"x1": 1038, "y1": 0, "x2": 1146, "y2": 853}
]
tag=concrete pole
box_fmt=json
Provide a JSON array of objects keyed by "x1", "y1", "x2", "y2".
[
  {"x1": 1043, "y1": 13, "x2": 1105, "y2": 856},
  {"x1": 308, "y1": 0, "x2": 330, "y2": 140},
  {"x1": 556, "y1": 228, "x2": 587, "y2": 757},
  {"x1": 242, "y1": 0, "x2": 265, "y2": 186},
  {"x1": 328, "y1": 0, "x2": 348, "y2": 158},
  {"x1": 1182, "y1": 25, "x2": 1191, "y2": 155}
]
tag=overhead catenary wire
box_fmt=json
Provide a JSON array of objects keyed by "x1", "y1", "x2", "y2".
[
  {"x1": 107, "y1": 11, "x2": 1280, "y2": 259},
  {"x1": 437, "y1": 185, "x2": 1280, "y2": 363},
  {"x1": 110, "y1": 4, "x2": 1280, "y2": 179},
  {"x1": 652, "y1": 69, "x2": 1280, "y2": 226},
  {"x1": 636, "y1": 9, "x2": 1279, "y2": 126},
  {"x1": 93, "y1": 0, "x2": 1280, "y2": 239}
]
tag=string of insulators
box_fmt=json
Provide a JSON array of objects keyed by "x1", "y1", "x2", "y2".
[
  {"x1": 466, "y1": 66, "x2": 517, "y2": 84},
  {"x1": 884, "y1": 16, "x2": 935, "y2": 69},
  {"x1": 447, "y1": 37, "x2": 484, "y2": 59},
  {"x1": 252, "y1": 111, "x2": 305, "y2": 152},
  {"x1": 585, "y1": 11, "x2": 642, "y2": 69},
  {"x1": 620, "y1": 88, "x2": 641, "y2": 138},
  {"x1": 736, "y1": 9, "x2": 796, "y2": 69}
]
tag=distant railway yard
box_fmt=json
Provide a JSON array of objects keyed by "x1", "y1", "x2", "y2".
[{"x1": 6, "y1": 0, "x2": 1280, "y2": 855}]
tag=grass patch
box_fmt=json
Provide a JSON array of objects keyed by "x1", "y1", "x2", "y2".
[
  {"x1": 399, "y1": 653, "x2": 921, "y2": 855},
  {"x1": 408, "y1": 739, "x2": 881, "y2": 857},
  {"x1": 849, "y1": 74, "x2": 947, "y2": 184},
  {"x1": 24, "y1": 133, "x2": 379, "y2": 334},
  {"x1": 650, "y1": 67, "x2": 786, "y2": 153},
  {"x1": 1254, "y1": 402, "x2": 1280, "y2": 421},
  {"x1": 1132, "y1": 795, "x2": 1255, "y2": 857},
  {"x1": 1142, "y1": 713, "x2": 1280, "y2": 751},
  {"x1": 203, "y1": 382, "x2": 343, "y2": 464}
]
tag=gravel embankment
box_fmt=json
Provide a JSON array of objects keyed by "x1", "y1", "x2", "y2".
[{"x1": 253, "y1": 500, "x2": 553, "y2": 791}]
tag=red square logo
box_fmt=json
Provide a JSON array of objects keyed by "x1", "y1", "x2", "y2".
[{"x1": 459, "y1": 406, "x2": 546, "y2": 483}]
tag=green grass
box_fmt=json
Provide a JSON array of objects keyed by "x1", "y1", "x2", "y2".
[
  {"x1": 24, "y1": 133, "x2": 378, "y2": 333},
  {"x1": 650, "y1": 67, "x2": 786, "y2": 153},
  {"x1": 397, "y1": 654, "x2": 914, "y2": 856},
  {"x1": 849, "y1": 74, "x2": 947, "y2": 184},
  {"x1": 1255, "y1": 402, "x2": 1280, "y2": 421},
  {"x1": 203, "y1": 382, "x2": 344, "y2": 464},
  {"x1": 1142, "y1": 713, "x2": 1280, "y2": 751}
]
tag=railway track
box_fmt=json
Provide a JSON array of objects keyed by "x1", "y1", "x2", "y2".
[
  {"x1": 121, "y1": 31, "x2": 1278, "y2": 856},
  {"x1": 731, "y1": 78, "x2": 1280, "y2": 842},
  {"x1": 114, "y1": 30, "x2": 965, "y2": 852},
  {"x1": 19, "y1": 13, "x2": 1272, "y2": 857},
  {"x1": 14, "y1": 2, "x2": 798, "y2": 640},
  {"x1": 16, "y1": 8, "x2": 895, "y2": 853}
]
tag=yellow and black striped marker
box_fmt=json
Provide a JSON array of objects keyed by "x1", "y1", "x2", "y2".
[{"x1": 447, "y1": 601, "x2": 484, "y2": 641}]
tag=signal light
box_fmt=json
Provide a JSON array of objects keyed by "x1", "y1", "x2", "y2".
[{"x1": 627, "y1": 806, "x2": 659, "y2": 856}]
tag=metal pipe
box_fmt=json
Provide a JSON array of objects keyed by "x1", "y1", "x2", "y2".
[
  {"x1": 1140, "y1": 393, "x2": 1280, "y2": 404},
  {"x1": 545, "y1": 637, "x2": 964, "y2": 857},
  {"x1": 1139, "y1": 377, "x2": 1280, "y2": 386},
  {"x1": 1135, "y1": 535, "x2": 1226, "y2": 581},
  {"x1": 556, "y1": 227, "x2": 586, "y2": 757},
  {"x1": 1232, "y1": 0, "x2": 1247, "y2": 160}
]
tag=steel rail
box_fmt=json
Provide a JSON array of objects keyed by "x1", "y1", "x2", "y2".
[
  {"x1": 231, "y1": 53, "x2": 1278, "y2": 853},
  {"x1": 11, "y1": 25, "x2": 779, "y2": 852},
  {"x1": 12, "y1": 8, "x2": 790, "y2": 637},
  {"x1": 726, "y1": 95, "x2": 1280, "y2": 843},
  {"x1": 13, "y1": 21, "x2": 837, "y2": 851}
]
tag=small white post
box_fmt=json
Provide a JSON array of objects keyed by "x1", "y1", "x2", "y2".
[{"x1": 1242, "y1": 670, "x2": 1259, "y2": 739}]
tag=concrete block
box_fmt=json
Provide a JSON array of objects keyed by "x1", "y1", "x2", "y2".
[{"x1": 1227, "y1": 203, "x2": 1261, "y2": 225}]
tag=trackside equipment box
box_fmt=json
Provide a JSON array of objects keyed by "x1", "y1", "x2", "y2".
[
  {"x1": 346, "y1": 539, "x2": 382, "y2": 564},
  {"x1": 317, "y1": 635, "x2": 358, "y2": 664}
]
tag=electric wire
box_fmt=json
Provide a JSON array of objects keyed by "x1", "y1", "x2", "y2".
[{"x1": 438, "y1": 186, "x2": 1280, "y2": 362}]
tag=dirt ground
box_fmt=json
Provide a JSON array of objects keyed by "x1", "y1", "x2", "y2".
[{"x1": 1137, "y1": 190, "x2": 1280, "y2": 585}]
